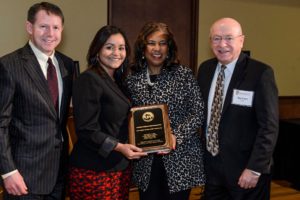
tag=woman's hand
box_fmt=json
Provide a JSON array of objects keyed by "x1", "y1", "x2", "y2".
[
  {"x1": 157, "y1": 133, "x2": 176, "y2": 155},
  {"x1": 114, "y1": 143, "x2": 148, "y2": 159},
  {"x1": 171, "y1": 133, "x2": 176, "y2": 150}
]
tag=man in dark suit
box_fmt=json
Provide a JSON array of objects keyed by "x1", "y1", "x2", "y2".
[
  {"x1": 0, "y1": 2, "x2": 73, "y2": 199},
  {"x1": 197, "y1": 18, "x2": 278, "y2": 200}
]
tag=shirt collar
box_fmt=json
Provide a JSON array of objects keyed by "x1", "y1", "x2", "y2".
[
  {"x1": 29, "y1": 40, "x2": 55, "y2": 62},
  {"x1": 218, "y1": 58, "x2": 238, "y2": 74}
]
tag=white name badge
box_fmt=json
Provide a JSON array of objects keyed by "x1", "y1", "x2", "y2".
[{"x1": 232, "y1": 89, "x2": 254, "y2": 107}]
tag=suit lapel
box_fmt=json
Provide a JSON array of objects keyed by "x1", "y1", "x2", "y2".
[
  {"x1": 21, "y1": 44, "x2": 57, "y2": 117},
  {"x1": 55, "y1": 54, "x2": 69, "y2": 120},
  {"x1": 105, "y1": 77, "x2": 131, "y2": 107},
  {"x1": 200, "y1": 60, "x2": 218, "y2": 105},
  {"x1": 222, "y1": 53, "x2": 248, "y2": 115},
  {"x1": 204, "y1": 64, "x2": 218, "y2": 103}
]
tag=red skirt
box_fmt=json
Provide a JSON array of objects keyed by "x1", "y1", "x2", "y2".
[{"x1": 68, "y1": 166, "x2": 131, "y2": 200}]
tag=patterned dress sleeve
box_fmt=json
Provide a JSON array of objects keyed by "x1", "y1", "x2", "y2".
[{"x1": 171, "y1": 67, "x2": 205, "y2": 145}]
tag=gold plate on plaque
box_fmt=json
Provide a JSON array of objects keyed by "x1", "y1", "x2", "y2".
[{"x1": 128, "y1": 104, "x2": 172, "y2": 153}]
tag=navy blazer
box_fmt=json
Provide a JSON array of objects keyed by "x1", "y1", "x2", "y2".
[
  {"x1": 0, "y1": 43, "x2": 74, "y2": 193},
  {"x1": 69, "y1": 68, "x2": 131, "y2": 172},
  {"x1": 197, "y1": 53, "x2": 279, "y2": 185}
]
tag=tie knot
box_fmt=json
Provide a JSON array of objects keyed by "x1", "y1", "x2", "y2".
[
  {"x1": 48, "y1": 57, "x2": 53, "y2": 65},
  {"x1": 221, "y1": 65, "x2": 226, "y2": 70},
  {"x1": 47, "y1": 58, "x2": 56, "y2": 72}
]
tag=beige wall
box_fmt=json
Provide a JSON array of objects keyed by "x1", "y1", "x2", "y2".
[
  {"x1": 198, "y1": 0, "x2": 300, "y2": 96},
  {"x1": 1, "y1": 0, "x2": 299, "y2": 95},
  {"x1": 0, "y1": 0, "x2": 107, "y2": 70}
]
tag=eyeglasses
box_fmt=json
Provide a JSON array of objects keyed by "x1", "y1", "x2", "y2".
[{"x1": 210, "y1": 35, "x2": 243, "y2": 44}]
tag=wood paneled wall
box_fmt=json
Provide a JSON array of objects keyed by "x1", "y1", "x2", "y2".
[
  {"x1": 279, "y1": 96, "x2": 300, "y2": 119},
  {"x1": 108, "y1": 0, "x2": 199, "y2": 72}
]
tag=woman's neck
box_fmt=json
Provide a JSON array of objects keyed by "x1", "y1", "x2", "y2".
[{"x1": 147, "y1": 65, "x2": 162, "y2": 75}]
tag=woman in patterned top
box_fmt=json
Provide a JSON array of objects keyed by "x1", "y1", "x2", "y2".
[{"x1": 125, "y1": 22, "x2": 206, "y2": 200}]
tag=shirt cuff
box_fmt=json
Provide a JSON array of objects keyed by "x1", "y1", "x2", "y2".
[
  {"x1": 250, "y1": 170, "x2": 261, "y2": 176},
  {"x1": 97, "y1": 137, "x2": 118, "y2": 158},
  {"x1": 2, "y1": 170, "x2": 18, "y2": 179}
]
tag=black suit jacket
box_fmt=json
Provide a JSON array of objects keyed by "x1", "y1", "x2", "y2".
[
  {"x1": 197, "y1": 53, "x2": 278, "y2": 185},
  {"x1": 0, "y1": 43, "x2": 74, "y2": 194},
  {"x1": 69, "y1": 68, "x2": 131, "y2": 172}
]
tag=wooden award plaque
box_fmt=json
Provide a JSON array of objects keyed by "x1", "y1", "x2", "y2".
[{"x1": 128, "y1": 104, "x2": 172, "y2": 153}]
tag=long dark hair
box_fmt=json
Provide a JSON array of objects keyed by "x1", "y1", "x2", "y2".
[
  {"x1": 131, "y1": 21, "x2": 180, "y2": 72},
  {"x1": 86, "y1": 25, "x2": 130, "y2": 85}
]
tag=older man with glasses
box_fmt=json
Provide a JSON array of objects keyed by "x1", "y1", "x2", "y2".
[{"x1": 197, "y1": 17, "x2": 278, "y2": 200}]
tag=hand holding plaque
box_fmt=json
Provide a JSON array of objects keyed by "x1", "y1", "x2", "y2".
[{"x1": 128, "y1": 104, "x2": 173, "y2": 153}]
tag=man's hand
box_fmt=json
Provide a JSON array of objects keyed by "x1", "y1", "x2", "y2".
[
  {"x1": 3, "y1": 171, "x2": 28, "y2": 196},
  {"x1": 238, "y1": 168, "x2": 260, "y2": 189}
]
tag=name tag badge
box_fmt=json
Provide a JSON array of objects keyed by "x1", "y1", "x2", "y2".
[{"x1": 232, "y1": 89, "x2": 254, "y2": 107}]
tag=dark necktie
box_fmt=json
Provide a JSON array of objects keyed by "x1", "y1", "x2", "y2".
[
  {"x1": 207, "y1": 65, "x2": 226, "y2": 156},
  {"x1": 47, "y1": 58, "x2": 59, "y2": 112}
]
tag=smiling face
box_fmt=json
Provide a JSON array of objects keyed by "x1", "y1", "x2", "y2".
[
  {"x1": 144, "y1": 30, "x2": 169, "y2": 72},
  {"x1": 210, "y1": 18, "x2": 244, "y2": 65},
  {"x1": 26, "y1": 10, "x2": 63, "y2": 56},
  {"x1": 98, "y1": 33, "x2": 126, "y2": 76}
]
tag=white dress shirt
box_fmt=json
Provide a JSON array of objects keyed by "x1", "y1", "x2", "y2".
[
  {"x1": 29, "y1": 40, "x2": 63, "y2": 113},
  {"x1": 206, "y1": 60, "x2": 237, "y2": 128}
]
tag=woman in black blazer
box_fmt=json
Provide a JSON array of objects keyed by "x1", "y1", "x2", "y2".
[{"x1": 68, "y1": 26, "x2": 147, "y2": 200}]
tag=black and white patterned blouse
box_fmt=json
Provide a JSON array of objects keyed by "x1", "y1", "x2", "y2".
[{"x1": 125, "y1": 65, "x2": 206, "y2": 193}]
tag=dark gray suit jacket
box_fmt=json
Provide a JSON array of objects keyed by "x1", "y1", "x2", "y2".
[
  {"x1": 197, "y1": 53, "x2": 278, "y2": 185},
  {"x1": 0, "y1": 43, "x2": 73, "y2": 194}
]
